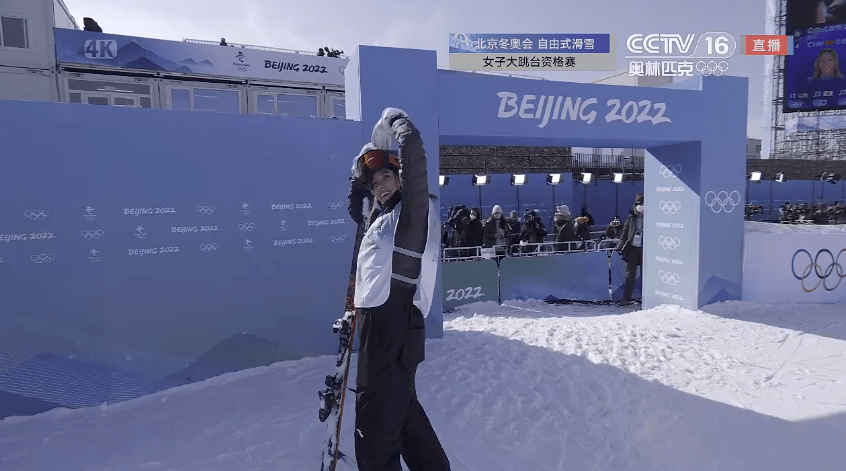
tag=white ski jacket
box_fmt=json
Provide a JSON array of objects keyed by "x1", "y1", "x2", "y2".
[
  {"x1": 354, "y1": 199, "x2": 439, "y2": 317},
  {"x1": 353, "y1": 116, "x2": 438, "y2": 317}
]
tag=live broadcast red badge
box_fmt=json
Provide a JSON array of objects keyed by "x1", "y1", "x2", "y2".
[{"x1": 741, "y1": 35, "x2": 793, "y2": 55}]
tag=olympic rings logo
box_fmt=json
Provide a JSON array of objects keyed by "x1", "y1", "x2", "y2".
[
  {"x1": 660, "y1": 201, "x2": 681, "y2": 214},
  {"x1": 238, "y1": 223, "x2": 256, "y2": 231},
  {"x1": 791, "y1": 248, "x2": 846, "y2": 292},
  {"x1": 197, "y1": 206, "x2": 216, "y2": 214},
  {"x1": 659, "y1": 165, "x2": 681, "y2": 178},
  {"x1": 24, "y1": 210, "x2": 49, "y2": 220},
  {"x1": 659, "y1": 236, "x2": 680, "y2": 250},
  {"x1": 235, "y1": 65, "x2": 248, "y2": 72},
  {"x1": 330, "y1": 235, "x2": 345, "y2": 243},
  {"x1": 31, "y1": 253, "x2": 55, "y2": 263},
  {"x1": 328, "y1": 201, "x2": 344, "y2": 210},
  {"x1": 696, "y1": 61, "x2": 729, "y2": 76},
  {"x1": 80, "y1": 230, "x2": 105, "y2": 240},
  {"x1": 658, "y1": 270, "x2": 680, "y2": 285},
  {"x1": 704, "y1": 191, "x2": 741, "y2": 214},
  {"x1": 200, "y1": 243, "x2": 219, "y2": 252}
]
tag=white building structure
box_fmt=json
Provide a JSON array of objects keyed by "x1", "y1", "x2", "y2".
[{"x1": 0, "y1": 0, "x2": 347, "y2": 119}]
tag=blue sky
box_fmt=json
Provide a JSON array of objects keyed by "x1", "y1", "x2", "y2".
[{"x1": 63, "y1": 0, "x2": 770, "y2": 139}]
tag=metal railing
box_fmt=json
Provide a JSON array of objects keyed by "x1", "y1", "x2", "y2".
[
  {"x1": 441, "y1": 238, "x2": 620, "y2": 262},
  {"x1": 183, "y1": 39, "x2": 349, "y2": 58}
]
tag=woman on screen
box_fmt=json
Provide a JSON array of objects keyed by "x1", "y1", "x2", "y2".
[{"x1": 809, "y1": 48, "x2": 845, "y2": 80}]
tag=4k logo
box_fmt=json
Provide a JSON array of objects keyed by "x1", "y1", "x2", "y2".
[{"x1": 84, "y1": 40, "x2": 117, "y2": 59}]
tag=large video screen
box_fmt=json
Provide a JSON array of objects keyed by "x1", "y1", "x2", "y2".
[{"x1": 784, "y1": 0, "x2": 846, "y2": 113}]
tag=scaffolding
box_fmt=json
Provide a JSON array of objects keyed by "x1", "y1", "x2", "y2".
[{"x1": 770, "y1": 0, "x2": 846, "y2": 160}]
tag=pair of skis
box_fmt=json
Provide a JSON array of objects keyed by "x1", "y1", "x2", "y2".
[{"x1": 319, "y1": 200, "x2": 369, "y2": 471}]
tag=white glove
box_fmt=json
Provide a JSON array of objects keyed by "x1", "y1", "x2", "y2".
[{"x1": 370, "y1": 107, "x2": 408, "y2": 150}]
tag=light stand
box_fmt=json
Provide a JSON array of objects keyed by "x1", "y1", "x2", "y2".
[
  {"x1": 472, "y1": 175, "x2": 489, "y2": 212},
  {"x1": 612, "y1": 172, "x2": 624, "y2": 217},
  {"x1": 511, "y1": 174, "x2": 527, "y2": 213},
  {"x1": 546, "y1": 173, "x2": 561, "y2": 227},
  {"x1": 747, "y1": 171, "x2": 762, "y2": 206},
  {"x1": 579, "y1": 172, "x2": 592, "y2": 210},
  {"x1": 771, "y1": 172, "x2": 785, "y2": 221}
]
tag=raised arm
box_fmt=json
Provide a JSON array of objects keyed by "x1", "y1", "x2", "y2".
[{"x1": 381, "y1": 110, "x2": 429, "y2": 286}]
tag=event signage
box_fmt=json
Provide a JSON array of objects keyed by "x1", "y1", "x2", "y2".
[
  {"x1": 1, "y1": 203, "x2": 351, "y2": 262},
  {"x1": 624, "y1": 32, "x2": 737, "y2": 78},
  {"x1": 448, "y1": 33, "x2": 615, "y2": 71},
  {"x1": 744, "y1": 232, "x2": 846, "y2": 303},
  {"x1": 496, "y1": 92, "x2": 673, "y2": 127},
  {"x1": 53, "y1": 28, "x2": 348, "y2": 86}
]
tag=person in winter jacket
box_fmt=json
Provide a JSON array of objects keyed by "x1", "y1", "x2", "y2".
[
  {"x1": 504, "y1": 210, "x2": 521, "y2": 254},
  {"x1": 615, "y1": 193, "x2": 645, "y2": 305},
  {"x1": 580, "y1": 203, "x2": 595, "y2": 226},
  {"x1": 553, "y1": 205, "x2": 576, "y2": 251},
  {"x1": 464, "y1": 207, "x2": 484, "y2": 254},
  {"x1": 482, "y1": 204, "x2": 511, "y2": 253},
  {"x1": 347, "y1": 108, "x2": 451, "y2": 471},
  {"x1": 519, "y1": 209, "x2": 547, "y2": 253},
  {"x1": 573, "y1": 216, "x2": 592, "y2": 249}
]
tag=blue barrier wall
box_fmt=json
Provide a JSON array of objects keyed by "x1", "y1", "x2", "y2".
[
  {"x1": 0, "y1": 100, "x2": 375, "y2": 414},
  {"x1": 441, "y1": 251, "x2": 638, "y2": 309},
  {"x1": 500, "y1": 252, "x2": 612, "y2": 302},
  {"x1": 440, "y1": 260, "x2": 499, "y2": 310}
]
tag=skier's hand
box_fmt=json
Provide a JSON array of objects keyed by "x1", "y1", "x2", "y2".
[
  {"x1": 371, "y1": 107, "x2": 408, "y2": 150},
  {"x1": 347, "y1": 176, "x2": 370, "y2": 225}
]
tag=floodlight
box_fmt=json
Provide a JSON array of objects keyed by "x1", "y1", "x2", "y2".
[
  {"x1": 612, "y1": 172, "x2": 624, "y2": 183},
  {"x1": 546, "y1": 173, "x2": 562, "y2": 185},
  {"x1": 472, "y1": 175, "x2": 489, "y2": 186},
  {"x1": 774, "y1": 172, "x2": 785, "y2": 183},
  {"x1": 439, "y1": 175, "x2": 449, "y2": 187},
  {"x1": 510, "y1": 174, "x2": 527, "y2": 186},
  {"x1": 580, "y1": 172, "x2": 592, "y2": 184},
  {"x1": 749, "y1": 171, "x2": 762, "y2": 182}
]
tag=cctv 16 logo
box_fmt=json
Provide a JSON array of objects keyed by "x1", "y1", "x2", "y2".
[
  {"x1": 84, "y1": 40, "x2": 118, "y2": 59},
  {"x1": 626, "y1": 33, "x2": 736, "y2": 58}
]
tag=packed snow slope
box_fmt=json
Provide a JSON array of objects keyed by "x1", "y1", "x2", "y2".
[{"x1": 1, "y1": 300, "x2": 846, "y2": 471}]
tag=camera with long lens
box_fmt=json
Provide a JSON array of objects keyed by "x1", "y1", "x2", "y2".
[{"x1": 744, "y1": 204, "x2": 763, "y2": 221}]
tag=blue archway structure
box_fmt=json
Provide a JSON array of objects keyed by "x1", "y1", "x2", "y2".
[{"x1": 348, "y1": 46, "x2": 748, "y2": 310}]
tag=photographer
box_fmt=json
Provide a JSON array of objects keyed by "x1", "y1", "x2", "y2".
[
  {"x1": 519, "y1": 209, "x2": 547, "y2": 254},
  {"x1": 444, "y1": 205, "x2": 467, "y2": 252},
  {"x1": 573, "y1": 216, "x2": 592, "y2": 250}
]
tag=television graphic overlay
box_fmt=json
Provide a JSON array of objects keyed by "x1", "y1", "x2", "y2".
[{"x1": 784, "y1": 0, "x2": 846, "y2": 112}]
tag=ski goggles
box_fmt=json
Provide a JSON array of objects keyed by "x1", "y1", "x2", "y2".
[{"x1": 361, "y1": 149, "x2": 401, "y2": 171}]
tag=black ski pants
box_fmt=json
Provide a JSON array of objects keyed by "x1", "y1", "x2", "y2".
[
  {"x1": 354, "y1": 285, "x2": 450, "y2": 471},
  {"x1": 623, "y1": 245, "x2": 643, "y2": 302}
]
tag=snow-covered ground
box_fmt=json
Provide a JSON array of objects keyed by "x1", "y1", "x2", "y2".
[{"x1": 1, "y1": 300, "x2": 846, "y2": 471}]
